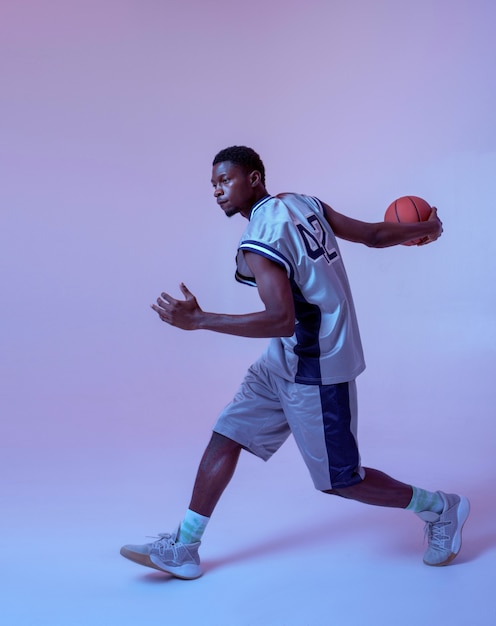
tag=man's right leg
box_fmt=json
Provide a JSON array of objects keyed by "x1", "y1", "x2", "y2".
[
  {"x1": 187, "y1": 432, "x2": 243, "y2": 518},
  {"x1": 176, "y1": 433, "x2": 242, "y2": 545},
  {"x1": 121, "y1": 356, "x2": 287, "y2": 578},
  {"x1": 120, "y1": 432, "x2": 242, "y2": 579}
]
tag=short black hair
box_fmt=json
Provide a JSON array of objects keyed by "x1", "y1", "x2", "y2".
[{"x1": 212, "y1": 146, "x2": 266, "y2": 186}]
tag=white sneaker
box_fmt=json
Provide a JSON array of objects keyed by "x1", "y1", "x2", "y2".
[
  {"x1": 416, "y1": 491, "x2": 470, "y2": 566},
  {"x1": 120, "y1": 530, "x2": 202, "y2": 579}
]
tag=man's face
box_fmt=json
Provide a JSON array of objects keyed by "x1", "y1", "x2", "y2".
[{"x1": 211, "y1": 161, "x2": 257, "y2": 219}]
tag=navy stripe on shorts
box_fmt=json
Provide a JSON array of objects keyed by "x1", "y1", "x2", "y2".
[{"x1": 319, "y1": 382, "x2": 363, "y2": 489}]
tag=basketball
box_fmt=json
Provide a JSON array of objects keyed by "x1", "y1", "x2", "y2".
[{"x1": 384, "y1": 195, "x2": 432, "y2": 246}]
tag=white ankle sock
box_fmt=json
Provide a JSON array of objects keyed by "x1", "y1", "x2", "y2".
[
  {"x1": 406, "y1": 486, "x2": 444, "y2": 514},
  {"x1": 179, "y1": 509, "x2": 210, "y2": 544}
]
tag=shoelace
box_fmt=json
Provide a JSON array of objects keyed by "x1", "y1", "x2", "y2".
[
  {"x1": 146, "y1": 533, "x2": 179, "y2": 555},
  {"x1": 425, "y1": 520, "x2": 451, "y2": 549}
]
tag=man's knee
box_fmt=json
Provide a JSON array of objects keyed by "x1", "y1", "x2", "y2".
[
  {"x1": 208, "y1": 432, "x2": 242, "y2": 454},
  {"x1": 322, "y1": 476, "x2": 365, "y2": 498},
  {"x1": 323, "y1": 487, "x2": 349, "y2": 498}
]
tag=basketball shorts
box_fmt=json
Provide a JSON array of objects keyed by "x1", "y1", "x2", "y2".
[{"x1": 213, "y1": 356, "x2": 365, "y2": 491}]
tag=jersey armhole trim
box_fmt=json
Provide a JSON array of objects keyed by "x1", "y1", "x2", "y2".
[{"x1": 239, "y1": 241, "x2": 294, "y2": 280}]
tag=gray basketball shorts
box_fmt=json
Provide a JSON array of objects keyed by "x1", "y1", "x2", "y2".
[{"x1": 213, "y1": 356, "x2": 365, "y2": 491}]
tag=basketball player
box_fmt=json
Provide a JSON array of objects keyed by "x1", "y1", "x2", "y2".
[{"x1": 120, "y1": 146, "x2": 469, "y2": 579}]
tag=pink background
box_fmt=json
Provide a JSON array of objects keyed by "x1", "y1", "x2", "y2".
[{"x1": 1, "y1": 1, "x2": 495, "y2": 624}]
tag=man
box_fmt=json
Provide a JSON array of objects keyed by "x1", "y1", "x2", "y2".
[{"x1": 120, "y1": 146, "x2": 469, "y2": 579}]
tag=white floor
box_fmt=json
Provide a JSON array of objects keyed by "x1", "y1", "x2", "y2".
[{"x1": 3, "y1": 406, "x2": 494, "y2": 626}]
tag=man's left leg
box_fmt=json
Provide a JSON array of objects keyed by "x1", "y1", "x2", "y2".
[
  {"x1": 285, "y1": 379, "x2": 470, "y2": 567},
  {"x1": 326, "y1": 467, "x2": 470, "y2": 566},
  {"x1": 324, "y1": 467, "x2": 413, "y2": 507}
]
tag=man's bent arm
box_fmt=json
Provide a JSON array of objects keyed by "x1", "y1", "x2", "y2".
[{"x1": 152, "y1": 252, "x2": 295, "y2": 338}]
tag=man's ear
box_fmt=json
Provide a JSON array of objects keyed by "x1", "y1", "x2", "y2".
[{"x1": 249, "y1": 170, "x2": 261, "y2": 187}]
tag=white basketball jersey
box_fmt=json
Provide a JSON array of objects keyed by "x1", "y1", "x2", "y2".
[{"x1": 235, "y1": 193, "x2": 365, "y2": 385}]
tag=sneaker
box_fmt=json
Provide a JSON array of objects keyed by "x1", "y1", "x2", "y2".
[
  {"x1": 416, "y1": 491, "x2": 470, "y2": 566},
  {"x1": 120, "y1": 529, "x2": 202, "y2": 579}
]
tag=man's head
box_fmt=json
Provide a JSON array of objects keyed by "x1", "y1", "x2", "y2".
[
  {"x1": 211, "y1": 146, "x2": 267, "y2": 219},
  {"x1": 213, "y1": 146, "x2": 265, "y2": 186}
]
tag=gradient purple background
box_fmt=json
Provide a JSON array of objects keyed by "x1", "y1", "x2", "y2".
[{"x1": 2, "y1": 1, "x2": 495, "y2": 624}]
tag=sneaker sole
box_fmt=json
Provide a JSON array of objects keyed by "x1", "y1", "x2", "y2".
[
  {"x1": 423, "y1": 495, "x2": 471, "y2": 567},
  {"x1": 120, "y1": 547, "x2": 203, "y2": 580}
]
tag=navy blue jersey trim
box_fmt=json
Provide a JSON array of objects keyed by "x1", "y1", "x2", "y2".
[
  {"x1": 235, "y1": 271, "x2": 257, "y2": 287},
  {"x1": 239, "y1": 241, "x2": 295, "y2": 280},
  {"x1": 311, "y1": 196, "x2": 324, "y2": 212},
  {"x1": 249, "y1": 195, "x2": 272, "y2": 220}
]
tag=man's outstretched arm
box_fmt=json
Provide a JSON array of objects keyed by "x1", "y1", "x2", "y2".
[
  {"x1": 151, "y1": 252, "x2": 295, "y2": 338},
  {"x1": 323, "y1": 202, "x2": 443, "y2": 248}
]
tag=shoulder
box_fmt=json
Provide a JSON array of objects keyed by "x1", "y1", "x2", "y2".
[
  {"x1": 276, "y1": 193, "x2": 324, "y2": 215},
  {"x1": 244, "y1": 193, "x2": 326, "y2": 236}
]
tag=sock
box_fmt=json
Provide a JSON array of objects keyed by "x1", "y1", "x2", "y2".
[
  {"x1": 406, "y1": 486, "x2": 444, "y2": 514},
  {"x1": 178, "y1": 509, "x2": 210, "y2": 544}
]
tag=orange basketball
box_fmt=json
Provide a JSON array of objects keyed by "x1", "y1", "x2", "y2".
[{"x1": 384, "y1": 195, "x2": 432, "y2": 246}]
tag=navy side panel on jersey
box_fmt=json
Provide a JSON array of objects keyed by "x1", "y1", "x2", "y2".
[{"x1": 291, "y1": 280, "x2": 323, "y2": 382}]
